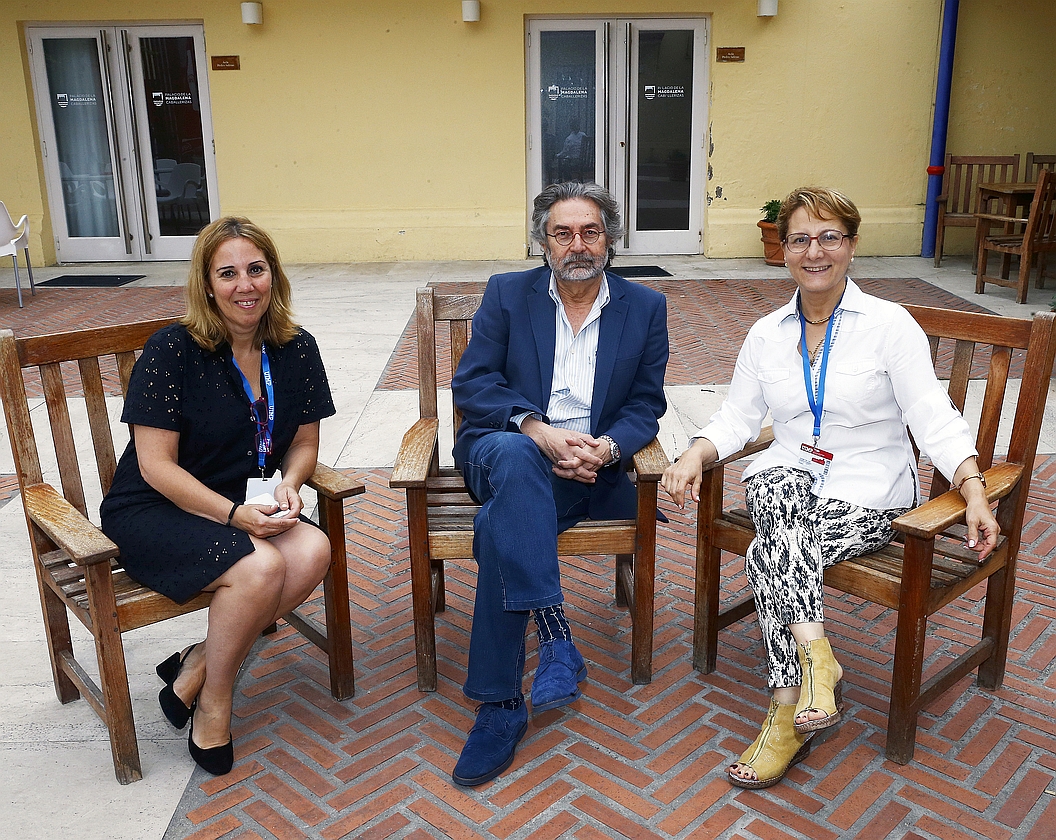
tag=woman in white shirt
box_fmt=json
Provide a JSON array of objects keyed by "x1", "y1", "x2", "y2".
[{"x1": 662, "y1": 187, "x2": 1000, "y2": 790}]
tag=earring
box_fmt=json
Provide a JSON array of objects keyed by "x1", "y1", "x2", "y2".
[{"x1": 207, "y1": 293, "x2": 214, "y2": 298}]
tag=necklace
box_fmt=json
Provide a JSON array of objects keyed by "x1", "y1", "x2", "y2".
[
  {"x1": 801, "y1": 311, "x2": 832, "y2": 325},
  {"x1": 808, "y1": 336, "x2": 826, "y2": 364}
]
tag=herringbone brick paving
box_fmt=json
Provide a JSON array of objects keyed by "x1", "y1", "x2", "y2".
[
  {"x1": 3, "y1": 280, "x2": 1053, "y2": 838},
  {"x1": 164, "y1": 460, "x2": 1056, "y2": 840}
]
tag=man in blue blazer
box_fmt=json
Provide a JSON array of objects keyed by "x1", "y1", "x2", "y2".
[{"x1": 449, "y1": 182, "x2": 669, "y2": 785}]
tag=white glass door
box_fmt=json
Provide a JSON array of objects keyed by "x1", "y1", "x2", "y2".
[
  {"x1": 27, "y1": 24, "x2": 218, "y2": 262},
  {"x1": 528, "y1": 18, "x2": 708, "y2": 256}
]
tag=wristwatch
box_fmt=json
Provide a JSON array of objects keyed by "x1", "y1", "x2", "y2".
[{"x1": 598, "y1": 434, "x2": 620, "y2": 466}]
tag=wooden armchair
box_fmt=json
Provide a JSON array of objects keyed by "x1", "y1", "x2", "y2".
[
  {"x1": 975, "y1": 169, "x2": 1056, "y2": 301},
  {"x1": 0, "y1": 319, "x2": 364, "y2": 783},
  {"x1": 390, "y1": 286, "x2": 669, "y2": 691},
  {"x1": 934, "y1": 153, "x2": 1020, "y2": 267},
  {"x1": 692, "y1": 305, "x2": 1056, "y2": 764}
]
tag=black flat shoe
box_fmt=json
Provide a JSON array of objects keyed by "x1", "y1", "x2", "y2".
[
  {"x1": 156, "y1": 643, "x2": 199, "y2": 728},
  {"x1": 156, "y1": 643, "x2": 198, "y2": 686},
  {"x1": 188, "y1": 719, "x2": 233, "y2": 776},
  {"x1": 159, "y1": 684, "x2": 195, "y2": 729}
]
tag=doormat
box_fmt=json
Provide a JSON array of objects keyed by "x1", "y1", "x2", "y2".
[
  {"x1": 608, "y1": 265, "x2": 673, "y2": 277},
  {"x1": 38, "y1": 275, "x2": 144, "y2": 287}
]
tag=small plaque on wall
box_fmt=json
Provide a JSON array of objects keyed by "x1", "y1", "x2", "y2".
[
  {"x1": 211, "y1": 56, "x2": 241, "y2": 71},
  {"x1": 716, "y1": 47, "x2": 746, "y2": 63}
]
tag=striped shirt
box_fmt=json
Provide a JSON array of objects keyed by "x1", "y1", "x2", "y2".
[{"x1": 514, "y1": 273, "x2": 611, "y2": 434}]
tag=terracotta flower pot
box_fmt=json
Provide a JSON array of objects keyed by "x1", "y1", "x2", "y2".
[{"x1": 758, "y1": 220, "x2": 784, "y2": 267}]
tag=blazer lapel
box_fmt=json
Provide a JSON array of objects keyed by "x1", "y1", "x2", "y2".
[
  {"x1": 591, "y1": 273, "x2": 628, "y2": 431},
  {"x1": 527, "y1": 271, "x2": 556, "y2": 401}
]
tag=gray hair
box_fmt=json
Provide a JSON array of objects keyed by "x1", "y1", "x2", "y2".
[{"x1": 530, "y1": 182, "x2": 626, "y2": 245}]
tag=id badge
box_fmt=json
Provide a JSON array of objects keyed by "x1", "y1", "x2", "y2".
[
  {"x1": 798, "y1": 443, "x2": 833, "y2": 479},
  {"x1": 246, "y1": 471, "x2": 282, "y2": 506}
]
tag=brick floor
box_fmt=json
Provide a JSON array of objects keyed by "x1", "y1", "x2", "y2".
[
  {"x1": 163, "y1": 461, "x2": 1056, "y2": 839},
  {"x1": 3, "y1": 279, "x2": 1053, "y2": 839}
]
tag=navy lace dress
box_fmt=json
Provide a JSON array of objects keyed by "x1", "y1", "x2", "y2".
[{"x1": 100, "y1": 323, "x2": 336, "y2": 603}]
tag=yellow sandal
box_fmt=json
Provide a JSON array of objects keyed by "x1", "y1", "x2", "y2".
[
  {"x1": 726, "y1": 699, "x2": 812, "y2": 790},
  {"x1": 794, "y1": 637, "x2": 844, "y2": 735}
]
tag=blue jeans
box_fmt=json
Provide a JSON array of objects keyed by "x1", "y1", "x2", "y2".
[{"x1": 460, "y1": 432, "x2": 592, "y2": 701}]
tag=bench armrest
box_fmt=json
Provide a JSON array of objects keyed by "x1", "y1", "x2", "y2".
[
  {"x1": 702, "y1": 426, "x2": 775, "y2": 472},
  {"x1": 22, "y1": 483, "x2": 119, "y2": 566},
  {"x1": 307, "y1": 463, "x2": 365, "y2": 500},
  {"x1": 973, "y1": 212, "x2": 1028, "y2": 225},
  {"x1": 390, "y1": 417, "x2": 440, "y2": 489},
  {"x1": 892, "y1": 462, "x2": 1022, "y2": 540},
  {"x1": 631, "y1": 438, "x2": 670, "y2": 481}
]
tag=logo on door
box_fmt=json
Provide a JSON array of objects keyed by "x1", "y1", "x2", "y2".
[
  {"x1": 56, "y1": 93, "x2": 69, "y2": 107},
  {"x1": 153, "y1": 92, "x2": 164, "y2": 107}
]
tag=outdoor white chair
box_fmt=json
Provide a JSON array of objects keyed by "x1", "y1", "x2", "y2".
[{"x1": 0, "y1": 200, "x2": 35, "y2": 308}]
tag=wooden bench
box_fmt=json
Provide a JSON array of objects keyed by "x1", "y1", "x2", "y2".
[
  {"x1": 390, "y1": 286, "x2": 669, "y2": 690},
  {"x1": 692, "y1": 305, "x2": 1056, "y2": 764},
  {"x1": 0, "y1": 319, "x2": 364, "y2": 783}
]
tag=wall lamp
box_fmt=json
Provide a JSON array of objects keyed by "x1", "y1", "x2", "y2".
[
  {"x1": 758, "y1": 0, "x2": 778, "y2": 16},
  {"x1": 241, "y1": 2, "x2": 263, "y2": 25},
  {"x1": 462, "y1": 1, "x2": 481, "y2": 23}
]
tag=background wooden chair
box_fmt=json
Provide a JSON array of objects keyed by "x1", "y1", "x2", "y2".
[
  {"x1": 975, "y1": 169, "x2": 1056, "y2": 302},
  {"x1": 691, "y1": 305, "x2": 1056, "y2": 764},
  {"x1": 934, "y1": 153, "x2": 1020, "y2": 267},
  {"x1": 390, "y1": 286, "x2": 668, "y2": 691},
  {"x1": 1024, "y1": 152, "x2": 1056, "y2": 182},
  {"x1": 0, "y1": 319, "x2": 364, "y2": 783}
]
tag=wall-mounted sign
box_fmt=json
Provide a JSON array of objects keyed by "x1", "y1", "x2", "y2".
[
  {"x1": 211, "y1": 55, "x2": 240, "y2": 70},
  {"x1": 716, "y1": 47, "x2": 746, "y2": 63}
]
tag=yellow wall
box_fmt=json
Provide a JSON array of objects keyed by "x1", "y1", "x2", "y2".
[
  {"x1": 2, "y1": 1, "x2": 1053, "y2": 264},
  {"x1": 940, "y1": 0, "x2": 1056, "y2": 256}
]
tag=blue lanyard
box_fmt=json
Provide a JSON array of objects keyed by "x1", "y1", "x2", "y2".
[
  {"x1": 232, "y1": 346, "x2": 274, "y2": 472},
  {"x1": 798, "y1": 292, "x2": 843, "y2": 443}
]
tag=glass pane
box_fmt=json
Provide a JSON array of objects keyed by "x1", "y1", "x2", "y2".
[
  {"x1": 42, "y1": 38, "x2": 120, "y2": 238},
  {"x1": 636, "y1": 30, "x2": 693, "y2": 231},
  {"x1": 140, "y1": 36, "x2": 210, "y2": 236},
  {"x1": 540, "y1": 31, "x2": 596, "y2": 186}
]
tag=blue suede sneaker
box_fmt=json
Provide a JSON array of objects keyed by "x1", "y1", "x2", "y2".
[
  {"x1": 531, "y1": 638, "x2": 588, "y2": 713},
  {"x1": 451, "y1": 700, "x2": 529, "y2": 787}
]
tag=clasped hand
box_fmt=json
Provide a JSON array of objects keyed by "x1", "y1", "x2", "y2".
[
  {"x1": 232, "y1": 482, "x2": 303, "y2": 537},
  {"x1": 523, "y1": 418, "x2": 609, "y2": 483}
]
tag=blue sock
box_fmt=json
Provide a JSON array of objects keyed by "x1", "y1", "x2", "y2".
[{"x1": 533, "y1": 604, "x2": 573, "y2": 643}]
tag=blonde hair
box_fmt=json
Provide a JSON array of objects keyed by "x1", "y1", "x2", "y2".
[
  {"x1": 776, "y1": 186, "x2": 861, "y2": 242},
  {"x1": 181, "y1": 217, "x2": 299, "y2": 351}
]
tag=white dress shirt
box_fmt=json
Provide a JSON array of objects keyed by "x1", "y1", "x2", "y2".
[
  {"x1": 694, "y1": 279, "x2": 978, "y2": 510},
  {"x1": 514, "y1": 272, "x2": 610, "y2": 434}
]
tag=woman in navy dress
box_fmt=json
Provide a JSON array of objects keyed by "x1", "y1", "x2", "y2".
[{"x1": 101, "y1": 217, "x2": 335, "y2": 775}]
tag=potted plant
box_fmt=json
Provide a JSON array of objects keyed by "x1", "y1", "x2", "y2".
[{"x1": 758, "y1": 199, "x2": 784, "y2": 266}]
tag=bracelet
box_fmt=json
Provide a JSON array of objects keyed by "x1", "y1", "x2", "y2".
[
  {"x1": 954, "y1": 472, "x2": 986, "y2": 492},
  {"x1": 225, "y1": 502, "x2": 240, "y2": 526}
]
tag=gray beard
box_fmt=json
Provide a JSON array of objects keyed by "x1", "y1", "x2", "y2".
[{"x1": 552, "y1": 252, "x2": 606, "y2": 283}]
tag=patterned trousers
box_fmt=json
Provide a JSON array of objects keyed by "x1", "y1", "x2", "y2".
[{"x1": 745, "y1": 467, "x2": 908, "y2": 689}]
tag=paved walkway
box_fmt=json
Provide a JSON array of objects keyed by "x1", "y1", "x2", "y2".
[{"x1": 1, "y1": 255, "x2": 1054, "y2": 839}]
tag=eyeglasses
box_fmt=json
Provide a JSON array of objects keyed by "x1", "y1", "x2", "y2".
[
  {"x1": 546, "y1": 228, "x2": 603, "y2": 246},
  {"x1": 250, "y1": 397, "x2": 272, "y2": 456},
  {"x1": 783, "y1": 230, "x2": 852, "y2": 253}
]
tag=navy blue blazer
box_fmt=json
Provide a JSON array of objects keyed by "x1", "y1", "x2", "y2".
[{"x1": 451, "y1": 266, "x2": 669, "y2": 521}]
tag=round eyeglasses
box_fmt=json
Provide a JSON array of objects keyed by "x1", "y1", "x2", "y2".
[
  {"x1": 783, "y1": 230, "x2": 852, "y2": 253},
  {"x1": 546, "y1": 228, "x2": 603, "y2": 247}
]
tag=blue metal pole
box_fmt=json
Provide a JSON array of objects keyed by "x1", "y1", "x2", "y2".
[{"x1": 921, "y1": 0, "x2": 960, "y2": 258}]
